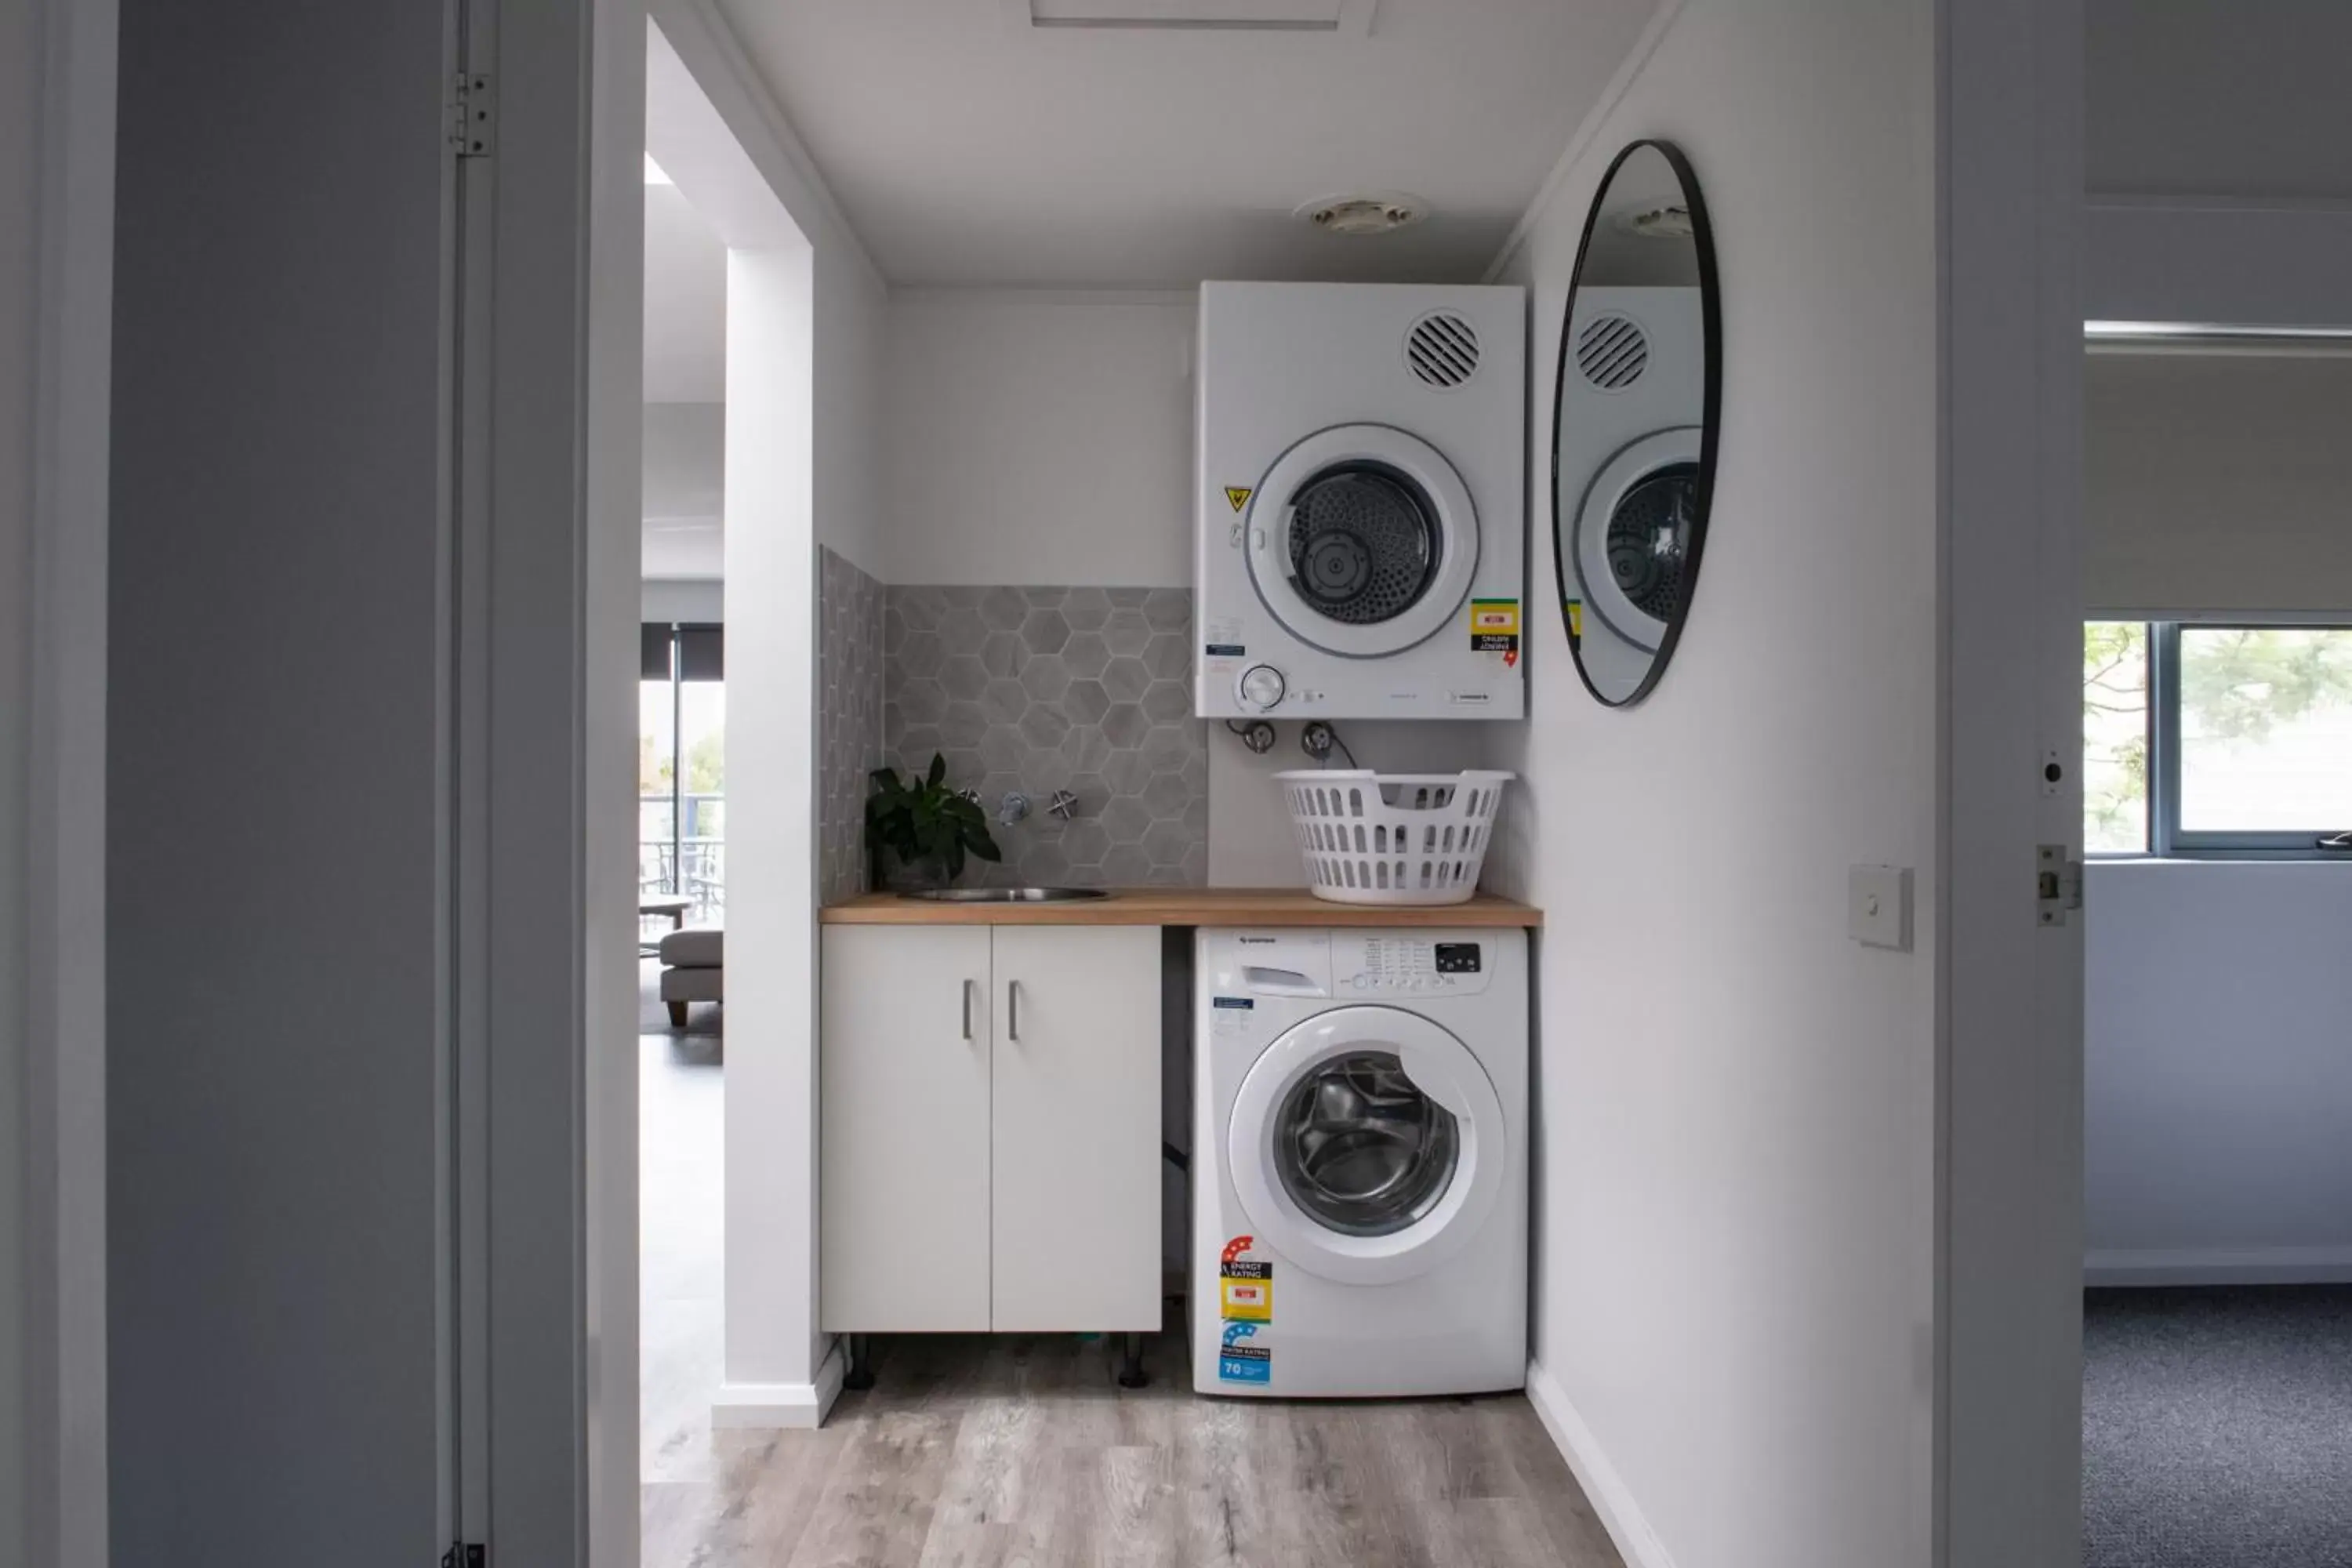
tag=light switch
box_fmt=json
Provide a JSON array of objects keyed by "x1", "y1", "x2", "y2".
[{"x1": 1848, "y1": 864, "x2": 1913, "y2": 951}]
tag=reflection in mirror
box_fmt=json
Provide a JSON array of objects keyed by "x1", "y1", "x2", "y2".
[{"x1": 1552, "y1": 140, "x2": 1717, "y2": 706}]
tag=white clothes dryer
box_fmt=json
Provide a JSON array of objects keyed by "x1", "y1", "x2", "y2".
[
  {"x1": 1192, "y1": 927, "x2": 1527, "y2": 1397},
  {"x1": 1196, "y1": 283, "x2": 1526, "y2": 720}
]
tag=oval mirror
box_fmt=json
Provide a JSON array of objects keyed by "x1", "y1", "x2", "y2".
[{"x1": 1551, "y1": 140, "x2": 1719, "y2": 706}]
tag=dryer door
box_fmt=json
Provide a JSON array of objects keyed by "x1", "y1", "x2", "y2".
[
  {"x1": 1245, "y1": 424, "x2": 1480, "y2": 659},
  {"x1": 1228, "y1": 1005, "x2": 1507, "y2": 1285},
  {"x1": 1572, "y1": 426, "x2": 1704, "y2": 654}
]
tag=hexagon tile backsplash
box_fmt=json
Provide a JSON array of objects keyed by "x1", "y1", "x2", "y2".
[{"x1": 882, "y1": 585, "x2": 1207, "y2": 887}]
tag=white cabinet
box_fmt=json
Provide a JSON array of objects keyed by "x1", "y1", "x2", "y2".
[{"x1": 818, "y1": 924, "x2": 1162, "y2": 1335}]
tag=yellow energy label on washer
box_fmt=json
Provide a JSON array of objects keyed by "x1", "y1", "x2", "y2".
[
  {"x1": 1220, "y1": 1271, "x2": 1272, "y2": 1322},
  {"x1": 1470, "y1": 598, "x2": 1521, "y2": 654}
]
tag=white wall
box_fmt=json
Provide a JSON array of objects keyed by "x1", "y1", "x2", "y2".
[
  {"x1": 883, "y1": 290, "x2": 1194, "y2": 588},
  {"x1": 2, "y1": 0, "x2": 38, "y2": 1551},
  {"x1": 641, "y1": 579, "x2": 723, "y2": 623},
  {"x1": 2086, "y1": 350, "x2": 2352, "y2": 615},
  {"x1": 642, "y1": 400, "x2": 724, "y2": 580},
  {"x1": 2085, "y1": 861, "x2": 2352, "y2": 1283},
  {"x1": 1486, "y1": 2, "x2": 1941, "y2": 1564}
]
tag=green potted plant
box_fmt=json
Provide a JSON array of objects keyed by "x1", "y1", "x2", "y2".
[{"x1": 865, "y1": 753, "x2": 1002, "y2": 891}]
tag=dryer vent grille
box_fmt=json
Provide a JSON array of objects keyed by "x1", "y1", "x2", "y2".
[
  {"x1": 1576, "y1": 314, "x2": 1649, "y2": 391},
  {"x1": 1405, "y1": 312, "x2": 1480, "y2": 389}
]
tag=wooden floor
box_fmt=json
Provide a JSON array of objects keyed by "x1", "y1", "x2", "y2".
[
  {"x1": 636, "y1": 963, "x2": 1621, "y2": 1568},
  {"x1": 643, "y1": 1325, "x2": 1624, "y2": 1568}
]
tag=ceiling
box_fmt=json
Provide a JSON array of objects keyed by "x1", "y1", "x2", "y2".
[
  {"x1": 713, "y1": 0, "x2": 1660, "y2": 288},
  {"x1": 644, "y1": 183, "x2": 726, "y2": 402}
]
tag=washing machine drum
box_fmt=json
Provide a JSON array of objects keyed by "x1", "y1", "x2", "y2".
[
  {"x1": 1247, "y1": 425, "x2": 1481, "y2": 659},
  {"x1": 1573, "y1": 426, "x2": 1704, "y2": 653}
]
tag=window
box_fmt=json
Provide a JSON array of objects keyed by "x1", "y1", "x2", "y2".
[
  {"x1": 641, "y1": 622, "x2": 725, "y2": 920},
  {"x1": 2083, "y1": 622, "x2": 2352, "y2": 856}
]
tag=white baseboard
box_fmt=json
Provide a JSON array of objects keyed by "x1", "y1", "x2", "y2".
[
  {"x1": 1523, "y1": 1358, "x2": 1679, "y2": 1568},
  {"x1": 2085, "y1": 1246, "x2": 2352, "y2": 1287},
  {"x1": 709, "y1": 1338, "x2": 846, "y2": 1430}
]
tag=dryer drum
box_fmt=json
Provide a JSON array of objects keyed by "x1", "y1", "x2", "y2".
[
  {"x1": 1602, "y1": 462, "x2": 1698, "y2": 625},
  {"x1": 1275, "y1": 1051, "x2": 1461, "y2": 1238},
  {"x1": 1284, "y1": 462, "x2": 1443, "y2": 626}
]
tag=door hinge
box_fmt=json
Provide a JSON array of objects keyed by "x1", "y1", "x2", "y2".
[
  {"x1": 448, "y1": 71, "x2": 495, "y2": 158},
  {"x1": 441, "y1": 1545, "x2": 485, "y2": 1568},
  {"x1": 2036, "y1": 844, "x2": 2082, "y2": 926}
]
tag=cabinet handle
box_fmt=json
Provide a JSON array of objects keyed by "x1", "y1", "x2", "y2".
[
  {"x1": 961, "y1": 978, "x2": 975, "y2": 1041},
  {"x1": 1007, "y1": 978, "x2": 1022, "y2": 1043}
]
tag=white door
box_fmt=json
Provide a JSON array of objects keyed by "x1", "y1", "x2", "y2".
[
  {"x1": 1226, "y1": 1005, "x2": 1506, "y2": 1286},
  {"x1": 820, "y1": 926, "x2": 994, "y2": 1331},
  {"x1": 989, "y1": 927, "x2": 1163, "y2": 1332},
  {"x1": 1245, "y1": 424, "x2": 1480, "y2": 657}
]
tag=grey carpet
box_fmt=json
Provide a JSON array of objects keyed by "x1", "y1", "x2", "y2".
[{"x1": 2085, "y1": 1285, "x2": 2352, "y2": 1568}]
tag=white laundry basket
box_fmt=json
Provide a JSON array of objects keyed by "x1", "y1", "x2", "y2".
[{"x1": 1276, "y1": 770, "x2": 1514, "y2": 906}]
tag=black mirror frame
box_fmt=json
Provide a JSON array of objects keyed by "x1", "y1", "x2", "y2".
[{"x1": 1548, "y1": 137, "x2": 1722, "y2": 709}]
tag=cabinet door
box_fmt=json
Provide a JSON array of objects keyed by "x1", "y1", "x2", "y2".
[
  {"x1": 819, "y1": 926, "x2": 993, "y2": 1331},
  {"x1": 989, "y1": 926, "x2": 1163, "y2": 1332}
]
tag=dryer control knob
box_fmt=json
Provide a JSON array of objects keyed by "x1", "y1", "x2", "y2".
[{"x1": 1240, "y1": 665, "x2": 1287, "y2": 711}]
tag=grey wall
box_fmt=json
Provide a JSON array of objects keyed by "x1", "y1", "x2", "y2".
[
  {"x1": 107, "y1": 0, "x2": 447, "y2": 1560},
  {"x1": 1, "y1": 0, "x2": 38, "y2": 1550},
  {"x1": 2085, "y1": 861, "x2": 2352, "y2": 1282},
  {"x1": 880, "y1": 586, "x2": 1207, "y2": 887}
]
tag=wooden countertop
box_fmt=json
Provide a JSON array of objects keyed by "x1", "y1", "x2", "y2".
[{"x1": 819, "y1": 887, "x2": 1541, "y2": 927}]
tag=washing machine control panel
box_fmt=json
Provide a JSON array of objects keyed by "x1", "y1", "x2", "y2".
[{"x1": 1335, "y1": 936, "x2": 1496, "y2": 997}]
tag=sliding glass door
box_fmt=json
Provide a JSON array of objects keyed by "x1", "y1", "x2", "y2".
[{"x1": 641, "y1": 622, "x2": 724, "y2": 923}]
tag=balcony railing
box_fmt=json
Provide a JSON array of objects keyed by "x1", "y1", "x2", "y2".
[{"x1": 641, "y1": 790, "x2": 724, "y2": 925}]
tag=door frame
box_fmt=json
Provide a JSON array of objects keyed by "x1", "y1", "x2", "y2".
[{"x1": 1936, "y1": 0, "x2": 2086, "y2": 1563}]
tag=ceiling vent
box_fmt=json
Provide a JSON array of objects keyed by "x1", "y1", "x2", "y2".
[
  {"x1": 1297, "y1": 192, "x2": 1427, "y2": 235},
  {"x1": 1576, "y1": 314, "x2": 1648, "y2": 392},
  {"x1": 1003, "y1": 0, "x2": 1376, "y2": 33},
  {"x1": 1405, "y1": 312, "x2": 1480, "y2": 390}
]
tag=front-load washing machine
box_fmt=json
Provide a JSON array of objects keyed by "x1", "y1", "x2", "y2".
[
  {"x1": 1192, "y1": 927, "x2": 1527, "y2": 1397},
  {"x1": 1196, "y1": 282, "x2": 1526, "y2": 721},
  {"x1": 1553, "y1": 285, "x2": 1705, "y2": 695}
]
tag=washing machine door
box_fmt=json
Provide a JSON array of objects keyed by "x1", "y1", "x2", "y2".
[
  {"x1": 1573, "y1": 426, "x2": 1704, "y2": 653},
  {"x1": 1245, "y1": 424, "x2": 1481, "y2": 659},
  {"x1": 1228, "y1": 1005, "x2": 1507, "y2": 1286}
]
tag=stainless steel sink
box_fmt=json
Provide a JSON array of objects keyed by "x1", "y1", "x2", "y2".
[{"x1": 901, "y1": 887, "x2": 1109, "y2": 903}]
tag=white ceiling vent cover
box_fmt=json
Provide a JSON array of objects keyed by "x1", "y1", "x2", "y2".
[
  {"x1": 1004, "y1": 0, "x2": 1375, "y2": 33},
  {"x1": 1576, "y1": 314, "x2": 1648, "y2": 392},
  {"x1": 1405, "y1": 312, "x2": 1480, "y2": 390}
]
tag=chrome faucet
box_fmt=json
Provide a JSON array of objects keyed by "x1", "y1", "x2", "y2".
[{"x1": 999, "y1": 790, "x2": 1031, "y2": 826}]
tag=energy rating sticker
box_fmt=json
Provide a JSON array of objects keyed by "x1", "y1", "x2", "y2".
[
  {"x1": 1218, "y1": 1320, "x2": 1271, "y2": 1385},
  {"x1": 1225, "y1": 486, "x2": 1254, "y2": 513},
  {"x1": 1219, "y1": 1233, "x2": 1273, "y2": 1323},
  {"x1": 1564, "y1": 600, "x2": 1584, "y2": 639},
  {"x1": 1470, "y1": 598, "x2": 1521, "y2": 655}
]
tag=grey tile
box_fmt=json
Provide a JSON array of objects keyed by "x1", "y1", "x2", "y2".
[
  {"x1": 1062, "y1": 679, "x2": 1111, "y2": 727},
  {"x1": 1103, "y1": 657, "x2": 1150, "y2": 703},
  {"x1": 1183, "y1": 797, "x2": 1209, "y2": 833},
  {"x1": 1019, "y1": 656, "x2": 1072, "y2": 703},
  {"x1": 1141, "y1": 679, "x2": 1192, "y2": 724},
  {"x1": 895, "y1": 586, "x2": 946, "y2": 632},
  {"x1": 1145, "y1": 865, "x2": 1190, "y2": 886},
  {"x1": 1021, "y1": 586, "x2": 1068, "y2": 608},
  {"x1": 1061, "y1": 724, "x2": 1112, "y2": 776},
  {"x1": 1062, "y1": 863, "x2": 1109, "y2": 888},
  {"x1": 1139, "y1": 724, "x2": 1194, "y2": 775},
  {"x1": 1108, "y1": 587, "x2": 1152, "y2": 608},
  {"x1": 882, "y1": 606, "x2": 908, "y2": 655},
  {"x1": 1102, "y1": 748, "x2": 1150, "y2": 797},
  {"x1": 900, "y1": 725, "x2": 942, "y2": 760},
  {"x1": 1061, "y1": 631, "x2": 1110, "y2": 679},
  {"x1": 1068, "y1": 772, "x2": 1108, "y2": 812},
  {"x1": 1062, "y1": 586, "x2": 1112, "y2": 631},
  {"x1": 897, "y1": 677, "x2": 948, "y2": 725},
  {"x1": 1142, "y1": 633, "x2": 1189, "y2": 680},
  {"x1": 1102, "y1": 844, "x2": 1154, "y2": 884},
  {"x1": 882, "y1": 703, "x2": 908, "y2": 746},
  {"x1": 1023, "y1": 746, "x2": 1076, "y2": 793},
  {"x1": 1143, "y1": 819, "x2": 1192, "y2": 867},
  {"x1": 900, "y1": 630, "x2": 945, "y2": 678},
  {"x1": 1143, "y1": 587, "x2": 1191, "y2": 631},
  {"x1": 1181, "y1": 750, "x2": 1208, "y2": 793},
  {"x1": 980, "y1": 586, "x2": 1029, "y2": 631},
  {"x1": 941, "y1": 702, "x2": 989, "y2": 750},
  {"x1": 1102, "y1": 796, "x2": 1152, "y2": 844},
  {"x1": 1142, "y1": 771, "x2": 1190, "y2": 820},
  {"x1": 1018, "y1": 843, "x2": 1070, "y2": 885},
  {"x1": 980, "y1": 725, "x2": 1027, "y2": 774},
  {"x1": 938, "y1": 607, "x2": 987, "y2": 658},
  {"x1": 978, "y1": 632, "x2": 1026, "y2": 678},
  {"x1": 1178, "y1": 840, "x2": 1209, "y2": 883},
  {"x1": 940, "y1": 655, "x2": 989, "y2": 702},
  {"x1": 940, "y1": 585, "x2": 987, "y2": 608},
  {"x1": 1020, "y1": 608, "x2": 1071, "y2": 655},
  {"x1": 982, "y1": 677, "x2": 1030, "y2": 725},
  {"x1": 1103, "y1": 610, "x2": 1152, "y2": 657},
  {"x1": 1059, "y1": 819, "x2": 1110, "y2": 866},
  {"x1": 942, "y1": 748, "x2": 985, "y2": 786},
  {"x1": 1101, "y1": 702, "x2": 1149, "y2": 750},
  {"x1": 1017, "y1": 705, "x2": 1072, "y2": 750}
]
